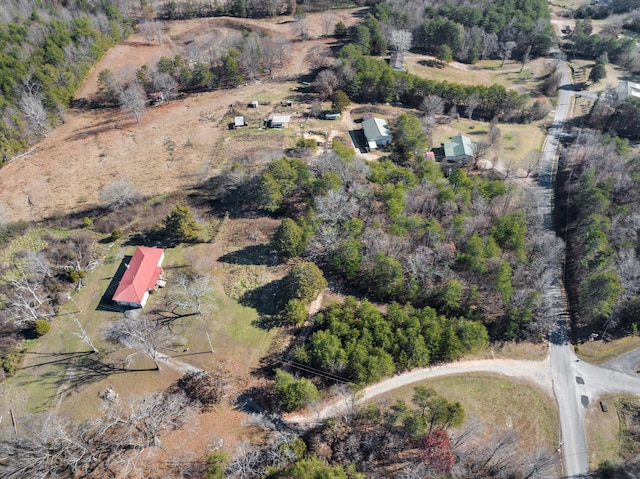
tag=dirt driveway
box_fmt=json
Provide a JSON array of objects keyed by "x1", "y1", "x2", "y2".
[{"x1": 0, "y1": 8, "x2": 366, "y2": 223}]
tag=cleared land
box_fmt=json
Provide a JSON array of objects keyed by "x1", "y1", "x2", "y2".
[{"x1": 0, "y1": 5, "x2": 566, "y2": 461}]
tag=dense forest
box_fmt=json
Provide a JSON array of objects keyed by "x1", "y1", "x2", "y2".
[{"x1": 0, "y1": 0, "x2": 136, "y2": 160}]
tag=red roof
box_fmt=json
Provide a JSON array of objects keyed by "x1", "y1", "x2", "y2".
[{"x1": 112, "y1": 247, "x2": 164, "y2": 306}]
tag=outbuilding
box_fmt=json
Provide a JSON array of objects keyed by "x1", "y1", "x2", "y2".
[
  {"x1": 444, "y1": 134, "x2": 477, "y2": 163},
  {"x1": 112, "y1": 246, "x2": 165, "y2": 308},
  {"x1": 362, "y1": 117, "x2": 392, "y2": 150},
  {"x1": 268, "y1": 115, "x2": 291, "y2": 128}
]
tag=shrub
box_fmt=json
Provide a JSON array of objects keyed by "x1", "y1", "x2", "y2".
[
  {"x1": 82, "y1": 217, "x2": 93, "y2": 227},
  {"x1": 274, "y1": 218, "x2": 305, "y2": 258},
  {"x1": 111, "y1": 229, "x2": 123, "y2": 241},
  {"x1": 34, "y1": 319, "x2": 51, "y2": 337},
  {"x1": 65, "y1": 269, "x2": 86, "y2": 283},
  {"x1": 273, "y1": 368, "x2": 321, "y2": 411},
  {"x1": 284, "y1": 262, "x2": 327, "y2": 303},
  {"x1": 285, "y1": 299, "x2": 308, "y2": 324}
]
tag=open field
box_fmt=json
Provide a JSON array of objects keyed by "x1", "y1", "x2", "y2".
[{"x1": 369, "y1": 373, "x2": 560, "y2": 452}]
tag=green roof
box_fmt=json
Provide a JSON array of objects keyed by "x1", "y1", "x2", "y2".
[{"x1": 444, "y1": 134, "x2": 476, "y2": 158}]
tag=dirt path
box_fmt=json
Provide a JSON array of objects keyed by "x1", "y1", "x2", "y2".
[{"x1": 287, "y1": 356, "x2": 553, "y2": 425}]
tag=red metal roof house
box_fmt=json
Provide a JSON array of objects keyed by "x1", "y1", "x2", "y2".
[{"x1": 112, "y1": 247, "x2": 165, "y2": 308}]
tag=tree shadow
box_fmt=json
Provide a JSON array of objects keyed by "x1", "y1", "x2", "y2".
[
  {"x1": 97, "y1": 256, "x2": 135, "y2": 312},
  {"x1": 349, "y1": 129, "x2": 367, "y2": 154},
  {"x1": 239, "y1": 278, "x2": 286, "y2": 323},
  {"x1": 218, "y1": 244, "x2": 278, "y2": 266}
]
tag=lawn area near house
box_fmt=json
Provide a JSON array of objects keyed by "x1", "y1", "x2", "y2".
[
  {"x1": 433, "y1": 118, "x2": 546, "y2": 174},
  {"x1": 1, "y1": 227, "x2": 282, "y2": 423}
]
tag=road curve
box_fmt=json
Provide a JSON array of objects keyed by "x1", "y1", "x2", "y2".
[{"x1": 287, "y1": 357, "x2": 553, "y2": 425}]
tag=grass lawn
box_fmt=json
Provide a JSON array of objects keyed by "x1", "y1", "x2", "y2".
[
  {"x1": 585, "y1": 393, "x2": 623, "y2": 470},
  {"x1": 433, "y1": 117, "x2": 545, "y2": 172},
  {"x1": 575, "y1": 336, "x2": 640, "y2": 364},
  {"x1": 369, "y1": 373, "x2": 560, "y2": 451},
  {"x1": 3, "y1": 230, "x2": 281, "y2": 422}
]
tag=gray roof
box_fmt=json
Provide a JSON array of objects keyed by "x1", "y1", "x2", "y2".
[
  {"x1": 362, "y1": 117, "x2": 392, "y2": 142},
  {"x1": 271, "y1": 115, "x2": 290, "y2": 124},
  {"x1": 235, "y1": 116, "x2": 245, "y2": 126},
  {"x1": 390, "y1": 51, "x2": 404, "y2": 70},
  {"x1": 444, "y1": 134, "x2": 476, "y2": 158}
]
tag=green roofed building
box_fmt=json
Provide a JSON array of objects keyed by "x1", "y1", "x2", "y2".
[{"x1": 444, "y1": 134, "x2": 476, "y2": 163}]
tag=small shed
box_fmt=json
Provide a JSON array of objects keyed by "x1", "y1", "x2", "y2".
[
  {"x1": 324, "y1": 112, "x2": 341, "y2": 120},
  {"x1": 234, "y1": 116, "x2": 247, "y2": 128},
  {"x1": 362, "y1": 117, "x2": 392, "y2": 148},
  {"x1": 149, "y1": 92, "x2": 165, "y2": 106},
  {"x1": 389, "y1": 51, "x2": 405, "y2": 71},
  {"x1": 269, "y1": 115, "x2": 291, "y2": 128},
  {"x1": 444, "y1": 134, "x2": 477, "y2": 163},
  {"x1": 249, "y1": 100, "x2": 259, "y2": 108},
  {"x1": 425, "y1": 150, "x2": 435, "y2": 160}
]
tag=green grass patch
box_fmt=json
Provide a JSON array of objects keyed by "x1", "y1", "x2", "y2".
[
  {"x1": 575, "y1": 336, "x2": 640, "y2": 364},
  {"x1": 370, "y1": 373, "x2": 559, "y2": 450}
]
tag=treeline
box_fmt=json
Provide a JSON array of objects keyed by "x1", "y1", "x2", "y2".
[
  {"x1": 94, "y1": 30, "x2": 289, "y2": 113},
  {"x1": 0, "y1": 0, "x2": 133, "y2": 159},
  {"x1": 561, "y1": 129, "x2": 640, "y2": 332},
  {"x1": 293, "y1": 298, "x2": 488, "y2": 385},
  {"x1": 567, "y1": 19, "x2": 636, "y2": 65},
  {"x1": 156, "y1": 0, "x2": 357, "y2": 19},
  {"x1": 315, "y1": 44, "x2": 547, "y2": 123},
  {"x1": 372, "y1": 0, "x2": 553, "y2": 63}
]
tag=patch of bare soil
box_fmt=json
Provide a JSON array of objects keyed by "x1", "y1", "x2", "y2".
[{"x1": 0, "y1": 8, "x2": 366, "y2": 223}]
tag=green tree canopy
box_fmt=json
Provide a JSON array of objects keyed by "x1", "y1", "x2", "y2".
[{"x1": 284, "y1": 262, "x2": 328, "y2": 303}]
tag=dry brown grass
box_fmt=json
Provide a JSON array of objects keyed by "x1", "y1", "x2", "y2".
[
  {"x1": 585, "y1": 393, "x2": 623, "y2": 469},
  {"x1": 575, "y1": 336, "x2": 640, "y2": 364},
  {"x1": 370, "y1": 373, "x2": 560, "y2": 451}
]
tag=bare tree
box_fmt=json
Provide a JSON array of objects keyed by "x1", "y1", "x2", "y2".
[
  {"x1": 465, "y1": 93, "x2": 481, "y2": 120},
  {"x1": 152, "y1": 71, "x2": 178, "y2": 100},
  {"x1": 72, "y1": 315, "x2": 98, "y2": 353},
  {"x1": 419, "y1": 95, "x2": 445, "y2": 117},
  {"x1": 524, "y1": 150, "x2": 541, "y2": 177},
  {"x1": 314, "y1": 69, "x2": 339, "y2": 100},
  {"x1": 140, "y1": 20, "x2": 155, "y2": 45},
  {"x1": 294, "y1": 19, "x2": 308, "y2": 41},
  {"x1": 99, "y1": 178, "x2": 141, "y2": 210},
  {"x1": 118, "y1": 82, "x2": 146, "y2": 122},
  {"x1": 169, "y1": 272, "x2": 213, "y2": 316},
  {"x1": 239, "y1": 33, "x2": 262, "y2": 81},
  {"x1": 520, "y1": 44, "x2": 532, "y2": 73},
  {"x1": 321, "y1": 12, "x2": 334, "y2": 37},
  {"x1": 18, "y1": 89, "x2": 50, "y2": 139},
  {"x1": 390, "y1": 29, "x2": 412, "y2": 53},
  {"x1": 6, "y1": 273, "x2": 53, "y2": 325},
  {"x1": 500, "y1": 41, "x2": 517, "y2": 67},
  {"x1": 104, "y1": 313, "x2": 173, "y2": 370}
]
